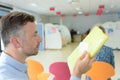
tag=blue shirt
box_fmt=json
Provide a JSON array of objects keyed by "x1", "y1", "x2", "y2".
[
  {"x1": 0, "y1": 52, "x2": 29, "y2": 80},
  {"x1": 86, "y1": 45, "x2": 115, "y2": 80},
  {"x1": 70, "y1": 76, "x2": 81, "y2": 80},
  {"x1": 95, "y1": 45, "x2": 115, "y2": 68}
]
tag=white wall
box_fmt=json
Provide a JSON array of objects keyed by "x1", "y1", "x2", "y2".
[
  {"x1": 48, "y1": 14, "x2": 120, "y2": 34},
  {"x1": 13, "y1": 7, "x2": 41, "y2": 22}
]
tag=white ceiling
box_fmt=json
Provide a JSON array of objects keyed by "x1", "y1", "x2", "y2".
[{"x1": 0, "y1": 0, "x2": 120, "y2": 16}]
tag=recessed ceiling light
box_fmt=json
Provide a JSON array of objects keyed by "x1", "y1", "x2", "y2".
[
  {"x1": 76, "y1": 7, "x2": 80, "y2": 11},
  {"x1": 71, "y1": 2, "x2": 79, "y2": 5},
  {"x1": 105, "y1": 10, "x2": 109, "y2": 13},
  {"x1": 67, "y1": 0, "x2": 72, "y2": 3},
  {"x1": 78, "y1": 11, "x2": 83, "y2": 14},
  {"x1": 29, "y1": 3, "x2": 38, "y2": 7}
]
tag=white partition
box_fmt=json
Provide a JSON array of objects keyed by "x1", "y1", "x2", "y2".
[
  {"x1": 54, "y1": 25, "x2": 65, "y2": 46},
  {"x1": 60, "y1": 25, "x2": 71, "y2": 44},
  {"x1": 102, "y1": 21, "x2": 120, "y2": 49},
  {"x1": 55, "y1": 25, "x2": 71, "y2": 46},
  {"x1": 45, "y1": 23, "x2": 62, "y2": 49},
  {"x1": 114, "y1": 21, "x2": 120, "y2": 49}
]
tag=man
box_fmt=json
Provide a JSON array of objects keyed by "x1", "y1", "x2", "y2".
[
  {"x1": 85, "y1": 26, "x2": 115, "y2": 80},
  {"x1": 0, "y1": 11, "x2": 93, "y2": 80},
  {"x1": 94, "y1": 45, "x2": 115, "y2": 80}
]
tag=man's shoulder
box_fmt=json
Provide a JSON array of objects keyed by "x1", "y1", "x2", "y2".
[
  {"x1": 0, "y1": 61, "x2": 16, "y2": 75},
  {"x1": 102, "y1": 45, "x2": 112, "y2": 50}
]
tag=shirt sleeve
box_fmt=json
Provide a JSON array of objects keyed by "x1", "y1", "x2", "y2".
[{"x1": 70, "y1": 76, "x2": 81, "y2": 80}]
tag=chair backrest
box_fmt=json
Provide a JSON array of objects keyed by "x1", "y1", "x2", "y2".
[
  {"x1": 85, "y1": 61, "x2": 115, "y2": 80},
  {"x1": 49, "y1": 62, "x2": 71, "y2": 80},
  {"x1": 27, "y1": 59, "x2": 50, "y2": 80},
  {"x1": 37, "y1": 72, "x2": 50, "y2": 80}
]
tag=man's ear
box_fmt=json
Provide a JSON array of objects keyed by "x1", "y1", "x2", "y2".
[{"x1": 10, "y1": 37, "x2": 21, "y2": 48}]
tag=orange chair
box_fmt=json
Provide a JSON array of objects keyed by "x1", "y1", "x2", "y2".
[
  {"x1": 26, "y1": 59, "x2": 50, "y2": 80},
  {"x1": 37, "y1": 72, "x2": 50, "y2": 80},
  {"x1": 85, "y1": 61, "x2": 115, "y2": 80}
]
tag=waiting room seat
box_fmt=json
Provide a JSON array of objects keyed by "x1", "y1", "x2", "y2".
[
  {"x1": 85, "y1": 61, "x2": 115, "y2": 80},
  {"x1": 49, "y1": 62, "x2": 71, "y2": 80},
  {"x1": 26, "y1": 59, "x2": 50, "y2": 80}
]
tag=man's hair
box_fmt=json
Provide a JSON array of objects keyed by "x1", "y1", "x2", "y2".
[
  {"x1": 0, "y1": 11, "x2": 35, "y2": 47},
  {"x1": 86, "y1": 25, "x2": 106, "y2": 35},
  {"x1": 98, "y1": 25, "x2": 106, "y2": 33}
]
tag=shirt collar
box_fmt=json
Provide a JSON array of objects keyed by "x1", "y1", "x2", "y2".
[{"x1": 0, "y1": 52, "x2": 27, "y2": 73}]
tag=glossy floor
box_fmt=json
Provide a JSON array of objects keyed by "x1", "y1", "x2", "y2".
[{"x1": 28, "y1": 42, "x2": 120, "y2": 80}]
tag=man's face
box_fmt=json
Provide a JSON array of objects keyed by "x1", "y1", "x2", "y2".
[{"x1": 20, "y1": 22, "x2": 42, "y2": 56}]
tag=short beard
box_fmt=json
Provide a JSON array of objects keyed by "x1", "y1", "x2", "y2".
[{"x1": 25, "y1": 49, "x2": 39, "y2": 57}]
